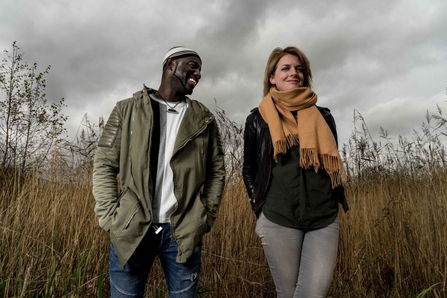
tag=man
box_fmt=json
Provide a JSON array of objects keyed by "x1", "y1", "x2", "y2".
[{"x1": 92, "y1": 46, "x2": 226, "y2": 297}]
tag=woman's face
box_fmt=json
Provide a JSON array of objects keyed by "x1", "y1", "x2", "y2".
[{"x1": 269, "y1": 54, "x2": 304, "y2": 91}]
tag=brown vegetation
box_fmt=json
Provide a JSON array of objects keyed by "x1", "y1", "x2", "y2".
[{"x1": 1, "y1": 106, "x2": 446, "y2": 297}]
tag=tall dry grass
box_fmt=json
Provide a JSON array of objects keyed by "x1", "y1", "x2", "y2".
[
  {"x1": 0, "y1": 169, "x2": 107, "y2": 297},
  {"x1": 0, "y1": 107, "x2": 446, "y2": 297}
]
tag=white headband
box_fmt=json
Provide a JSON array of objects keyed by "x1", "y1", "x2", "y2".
[{"x1": 162, "y1": 46, "x2": 201, "y2": 66}]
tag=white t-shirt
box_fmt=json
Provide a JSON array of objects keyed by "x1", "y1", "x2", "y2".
[{"x1": 150, "y1": 95, "x2": 188, "y2": 223}]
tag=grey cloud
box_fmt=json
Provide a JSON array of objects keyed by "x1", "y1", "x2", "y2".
[{"x1": 1, "y1": 0, "x2": 446, "y2": 146}]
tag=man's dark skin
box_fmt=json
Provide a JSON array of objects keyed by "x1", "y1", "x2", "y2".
[{"x1": 156, "y1": 56, "x2": 202, "y2": 103}]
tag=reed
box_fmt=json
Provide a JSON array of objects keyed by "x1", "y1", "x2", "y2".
[{"x1": 0, "y1": 107, "x2": 446, "y2": 297}]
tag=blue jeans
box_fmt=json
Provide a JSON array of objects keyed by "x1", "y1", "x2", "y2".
[
  {"x1": 256, "y1": 213, "x2": 339, "y2": 298},
  {"x1": 109, "y1": 223, "x2": 201, "y2": 298}
]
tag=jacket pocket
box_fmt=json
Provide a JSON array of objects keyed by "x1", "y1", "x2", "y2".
[{"x1": 110, "y1": 188, "x2": 142, "y2": 241}]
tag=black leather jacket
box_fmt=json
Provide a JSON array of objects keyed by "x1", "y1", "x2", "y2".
[{"x1": 242, "y1": 106, "x2": 349, "y2": 217}]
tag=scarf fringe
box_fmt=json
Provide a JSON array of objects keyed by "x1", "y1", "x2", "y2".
[
  {"x1": 273, "y1": 135, "x2": 300, "y2": 161},
  {"x1": 300, "y1": 148, "x2": 346, "y2": 188},
  {"x1": 286, "y1": 134, "x2": 300, "y2": 148}
]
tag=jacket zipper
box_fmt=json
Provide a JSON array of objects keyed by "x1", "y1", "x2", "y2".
[
  {"x1": 170, "y1": 116, "x2": 212, "y2": 242},
  {"x1": 124, "y1": 205, "x2": 141, "y2": 229},
  {"x1": 173, "y1": 117, "x2": 211, "y2": 155}
]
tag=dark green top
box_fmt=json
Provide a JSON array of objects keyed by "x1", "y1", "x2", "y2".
[{"x1": 263, "y1": 145, "x2": 338, "y2": 229}]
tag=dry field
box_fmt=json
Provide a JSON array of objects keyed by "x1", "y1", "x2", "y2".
[{"x1": 1, "y1": 109, "x2": 446, "y2": 297}]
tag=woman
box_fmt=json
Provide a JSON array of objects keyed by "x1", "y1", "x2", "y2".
[{"x1": 242, "y1": 46, "x2": 349, "y2": 298}]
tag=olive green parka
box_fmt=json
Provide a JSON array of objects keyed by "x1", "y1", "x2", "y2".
[{"x1": 92, "y1": 86, "x2": 226, "y2": 266}]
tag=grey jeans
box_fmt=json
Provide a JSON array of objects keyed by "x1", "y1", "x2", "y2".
[{"x1": 255, "y1": 212, "x2": 339, "y2": 298}]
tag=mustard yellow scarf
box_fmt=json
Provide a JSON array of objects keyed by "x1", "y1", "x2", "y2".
[{"x1": 259, "y1": 87, "x2": 346, "y2": 188}]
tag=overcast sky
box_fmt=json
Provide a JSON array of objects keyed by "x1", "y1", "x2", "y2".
[{"x1": 1, "y1": 0, "x2": 446, "y2": 148}]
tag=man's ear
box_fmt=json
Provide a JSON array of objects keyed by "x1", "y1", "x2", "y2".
[{"x1": 167, "y1": 58, "x2": 175, "y2": 71}]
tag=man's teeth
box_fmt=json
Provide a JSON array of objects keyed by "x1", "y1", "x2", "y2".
[{"x1": 189, "y1": 78, "x2": 197, "y2": 86}]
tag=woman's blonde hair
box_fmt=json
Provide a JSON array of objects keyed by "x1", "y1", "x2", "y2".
[{"x1": 263, "y1": 46, "x2": 312, "y2": 96}]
